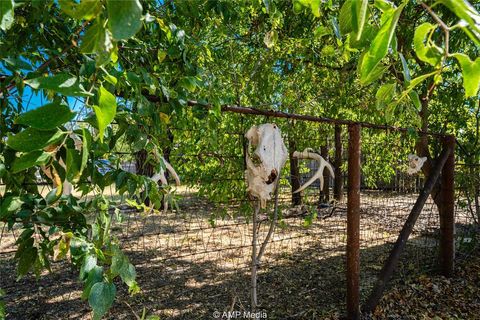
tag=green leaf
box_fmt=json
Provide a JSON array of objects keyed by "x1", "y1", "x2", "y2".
[
  {"x1": 349, "y1": 23, "x2": 377, "y2": 49},
  {"x1": 0, "y1": 162, "x2": 6, "y2": 179},
  {"x1": 157, "y1": 50, "x2": 167, "y2": 63},
  {"x1": 107, "y1": 0, "x2": 143, "y2": 40},
  {"x1": 82, "y1": 266, "x2": 104, "y2": 300},
  {"x1": 66, "y1": 148, "x2": 82, "y2": 183},
  {"x1": 437, "y1": 0, "x2": 480, "y2": 46},
  {"x1": 80, "y1": 253, "x2": 98, "y2": 280},
  {"x1": 310, "y1": 0, "x2": 321, "y2": 17},
  {"x1": 321, "y1": 44, "x2": 336, "y2": 56},
  {"x1": 352, "y1": 0, "x2": 368, "y2": 41},
  {"x1": 292, "y1": 0, "x2": 303, "y2": 14},
  {"x1": 391, "y1": 70, "x2": 438, "y2": 107},
  {"x1": 4, "y1": 57, "x2": 33, "y2": 71},
  {"x1": 45, "y1": 187, "x2": 62, "y2": 205},
  {"x1": 413, "y1": 23, "x2": 443, "y2": 67},
  {"x1": 360, "y1": 1, "x2": 406, "y2": 85},
  {"x1": 17, "y1": 246, "x2": 37, "y2": 278},
  {"x1": 81, "y1": 19, "x2": 113, "y2": 55},
  {"x1": 384, "y1": 102, "x2": 396, "y2": 123},
  {"x1": 409, "y1": 90, "x2": 421, "y2": 111},
  {"x1": 458, "y1": 21, "x2": 480, "y2": 47},
  {"x1": 178, "y1": 77, "x2": 197, "y2": 92},
  {"x1": 374, "y1": 0, "x2": 394, "y2": 12},
  {"x1": 93, "y1": 86, "x2": 117, "y2": 142},
  {"x1": 314, "y1": 25, "x2": 330, "y2": 38},
  {"x1": 59, "y1": 0, "x2": 102, "y2": 20},
  {"x1": 399, "y1": 52, "x2": 411, "y2": 82},
  {"x1": 103, "y1": 73, "x2": 117, "y2": 86},
  {"x1": 7, "y1": 128, "x2": 64, "y2": 152},
  {"x1": 88, "y1": 282, "x2": 116, "y2": 320},
  {"x1": 408, "y1": 71, "x2": 437, "y2": 89},
  {"x1": 15, "y1": 103, "x2": 75, "y2": 130},
  {"x1": 110, "y1": 248, "x2": 125, "y2": 276},
  {"x1": 452, "y1": 53, "x2": 480, "y2": 97},
  {"x1": 111, "y1": 246, "x2": 138, "y2": 292},
  {"x1": 80, "y1": 128, "x2": 91, "y2": 177},
  {"x1": 358, "y1": 51, "x2": 388, "y2": 83},
  {"x1": 339, "y1": 0, "x2": 353, "y2": 34},
  {"x1": 0, "y1": 196, "x2": 23, "y2": 219},
  {"x1": 263, "y1": 30, "x2": 278, "y2": 48},
  {"x1": 12, "y1": 151, "x2": 51, "y2": 173},
  {"x1": 376, "y1": 82, "x2": 396, "y2": 109},
  {"x1": 0, "y1": 0, "x2": 14, "y2": 31},
  {"x1": 121, "y1": 263, "x2": 137, "y2": 288},
  {"x1": 24, "y1": 74, "x2": 93, "y2": 97}
]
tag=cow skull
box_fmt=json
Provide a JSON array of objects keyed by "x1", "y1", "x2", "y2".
[
  {"x1": 292, "y1": 148, "x2": 335, "y2": 193},
  {"x1": 407, "y1": 154, "x2": 427, "y2": 175},
  {"x1": 245, "y1": 123, "x2": 288, "y2": 208}
]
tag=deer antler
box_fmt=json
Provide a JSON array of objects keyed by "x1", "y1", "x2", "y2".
[
  {"x1": 151, "y1": 157, "x2": 181, "y2": 186},
  {"x1": 293, "y1": 148, "x2": 335, "y2": 193}
]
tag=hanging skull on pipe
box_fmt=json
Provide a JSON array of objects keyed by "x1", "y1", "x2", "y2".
[
  {"x1": 407, "y1": 154, "x2": 427, "y2": 175},
  {"x1": 292, "y1": 148, "x2": 335, "y2": 193},
  {"x1": 245, "y1": 123, "x2": 288, "y2": 208}
]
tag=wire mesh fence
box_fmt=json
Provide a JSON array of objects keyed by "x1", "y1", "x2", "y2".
[{"x1": 0, "y1": 110, "x2": 478, "y2": 319}]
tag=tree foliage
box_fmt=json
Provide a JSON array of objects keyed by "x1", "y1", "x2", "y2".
[{"x1": 1, "y1": 0, "x2": 480, "y2": 317}]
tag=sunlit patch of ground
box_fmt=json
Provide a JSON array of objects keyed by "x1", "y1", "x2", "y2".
[{"x1": 0, "y1": 189, "x2": 476, "y2": 319}]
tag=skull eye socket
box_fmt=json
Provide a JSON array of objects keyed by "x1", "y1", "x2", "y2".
[{"x1": 247, "y1": 147, "x2": 262, "y2": 166}]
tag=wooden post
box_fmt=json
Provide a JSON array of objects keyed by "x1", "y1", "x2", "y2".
[
  {"x1": 320, "y1": 144, "x2": 331, "y2": 203},
  {"x1": 440, "y1": 135, "x2": 455, "y2": 277},
  {"x1": 363, "y1": 143, "x2": 454, "y2": 313},
  {"x1": 334, "y1": 125, "x2": 344, "y2": 201},
  {"x1": 346, "y1": 124, "x2": 361, "y2": 320}
]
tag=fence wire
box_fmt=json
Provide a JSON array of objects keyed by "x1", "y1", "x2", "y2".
[{"x1": 0, "y1": 112, "x2": 478, "y2": 319}]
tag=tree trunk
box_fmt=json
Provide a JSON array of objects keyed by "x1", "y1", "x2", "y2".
[
  {"x1": 160, "y1": 128, "x2": 175, "y2": 209},
  {"x1": 416, "y1": 81, "x2": 443, "y2": 209},
  {"x1": 289, "y1": 138, "x2": 302, "y2": 206},
  {"x1": 135, "y1": 149, "x2": 155, "y2": 205}
]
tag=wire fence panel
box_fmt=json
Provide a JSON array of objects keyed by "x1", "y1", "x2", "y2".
[{"x1": 1, "y1": 112, "x2": 479, "y2": 319}]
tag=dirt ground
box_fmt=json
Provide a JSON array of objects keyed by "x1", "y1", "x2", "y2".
[{"x1": 0, "y1": 191, "x2": 477, "y2": 319}]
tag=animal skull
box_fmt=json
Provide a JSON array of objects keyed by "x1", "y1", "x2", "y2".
[
  {"x1": 245, "y1": 123, "x2": 288, "y2": 208},
  {"x1": 407, "y1": 154, "x2": 427, "y2": 174},
  {"x1": 292, "y1": 148, "x2": 335, "y2": 193}
]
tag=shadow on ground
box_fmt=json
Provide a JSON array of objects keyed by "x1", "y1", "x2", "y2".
[{"x1": 1, "y1": 232, "x2": 449, "y2": 320}]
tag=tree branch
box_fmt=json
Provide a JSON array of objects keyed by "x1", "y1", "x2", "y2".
[
  {"x1": 421, "y1": 2, "x2": 450, "y2": 57},
  {"x1": 2, "y1": 21, "x2": 89, "y2": 96}
]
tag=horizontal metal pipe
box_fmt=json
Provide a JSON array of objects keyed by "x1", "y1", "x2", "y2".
[{"x1": 186, "y1": 100, "x2": 449, "y2": 138}]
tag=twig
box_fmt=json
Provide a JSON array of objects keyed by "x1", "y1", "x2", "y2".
[
  {"x1": 420, "y1": 2, "x2": 450, "y2": 57},
  {"x1": 250, "y1": 175, "x2": 281, "y2": 311},
  {"x1": 123, "y1": 301, "x2": 141, "y2": 320},
  {"x1": 257, "y1": 176, "x2": 281, "y2": 262},
  {"x1": 2, "y1": 20, "x2": 88, "y2": 95},
  {"x1": 228, "y1": 294, "x2": 237, "y2": 313},
  {"x1": 250, "y1": 201, "x2": 260, "y2": 310}
]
